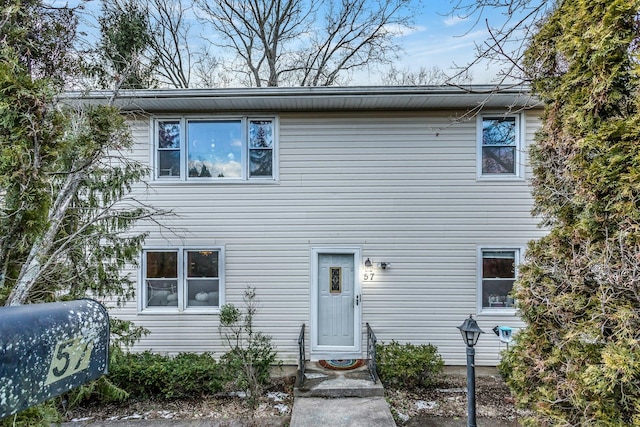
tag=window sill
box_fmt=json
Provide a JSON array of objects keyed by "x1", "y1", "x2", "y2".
[
  {"x1": 138, "y1": 308, "x2": 221, "y2": 315},
  {"x1": 477, "y1": 308, "x2": 518, "y2": 316},
  {"x1": 151, "y1": 179, "x2": 280, "y2": 186},
  {"x1": 476, "y1": 175, "x2": 525, "y2": 182}
]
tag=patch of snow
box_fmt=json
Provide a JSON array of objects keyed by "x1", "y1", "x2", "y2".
[
  {"x1": 415, "y1": 400, "x2": 438, "y2": 410},
  {"x1": 150, "y1": 410, "x2": 176, "y2": 419},
  {"x1": 396, "y1": 412, "x2": 409, "y2": 422},
  {"x1": 266, "y1": 391, "x2": 289, "y2": 402},
  {"x1": 437, "y1": 388, "x2": 467, "y2": 393},
  {"x1": 304, "y1": 373, "x2": 328, "y2": 379},
  {"x1": 274, "y1": 403, "x2": 290, "y2": 414},
  {"x1": 122, "y1": 413, "x2": 143, "y2": 420},
  {"x1": 228, "y1": 391, "x2": 247, "y2": 398},
  {"x1": 69, "y1": 417, "x2": 94, "y2": 422}
]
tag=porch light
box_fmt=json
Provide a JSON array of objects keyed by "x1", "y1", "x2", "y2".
[{"x1": 364, "y1": 258, "x2": 373, "y2": 273}]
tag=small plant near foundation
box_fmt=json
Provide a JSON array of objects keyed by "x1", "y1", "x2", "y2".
[
  {"x1": 376, "y1": 340, "x2": 444, "y2": 388},
  {"x1": 219, "y1": 286, "x2": 279, "y2": 411}
]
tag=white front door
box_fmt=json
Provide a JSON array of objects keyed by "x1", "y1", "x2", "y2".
[{"x1": 311, "y1": 248, "x2": 361, "y2": 357}]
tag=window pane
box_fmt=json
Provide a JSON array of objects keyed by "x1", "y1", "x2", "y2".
[
  {"x1": 249, "y1": 149, "x2": 273, "y2": 177},
  {"x1": 483, "y1": 117, "x2": 515, "y2": 146},
  {"x1": 482, "y1": 146, "x2": 515, "y2": 174},
  {"x1": 147, "y1": 279, "x2": 178, "y2": 306},
  {"x1": 187, "y1": 279, "x2": 219, "y2": 307},
  {"x1": 482, "y1": 250, "x2": 516, "y2": 309},
  {"x1": 146, "y1": 251, "x2": 178, "y2": 278},
  {"x1": 158, "y1": 121, "x2": 180, "y2": 149},
  {"x1": 482, "y1": 279, "x2": 515, "y2": 308},
  {"x1": 187, "y1": 121, "x2": 242, "y2": 178},
  {"x1": 187, "y1": 251, "x2": 218, "y2": 277},
  {"x1": 159, "y1": 151, "x2": 181, "y2": 177},
  {"x1": 482, "y1": 251, "x2": 515, "y2": 278},
  {"x1": 249, "y1": 120, "x2": 274, "y2": 148}
]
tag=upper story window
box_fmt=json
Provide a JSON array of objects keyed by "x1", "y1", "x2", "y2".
[
  {"x1": 154, "y1": 117, "x2": 277, "y2": 181},
  {"x1": 478, "y1": 248, "x2": 519, "y2": 312},
  {"x1": 140, "y1": 247, "x2": 224, "y2": 313},
  {"x1": 478, "y1": 115, "x2": 522, "y2": 179}
]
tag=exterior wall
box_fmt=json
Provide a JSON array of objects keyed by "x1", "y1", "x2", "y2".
[{"x1": 113, "y1": 108, "x2": 545, "y2": 366}]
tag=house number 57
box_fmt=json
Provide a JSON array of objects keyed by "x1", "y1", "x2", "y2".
[
  {"x1": 45, "y1": 337, "x2": 94, "y2": 385},
  {"x1": 363, "y1": 273, "x2": 374, "y2": 281}
]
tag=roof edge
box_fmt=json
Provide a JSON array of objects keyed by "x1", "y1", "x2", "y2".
[{"x1": 60, "y1": 84, "x2": 541, "y2": 112}]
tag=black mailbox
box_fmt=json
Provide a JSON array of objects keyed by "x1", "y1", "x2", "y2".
[{"x1": 0, "y1": 299, "x2": 109, "y2": 419}]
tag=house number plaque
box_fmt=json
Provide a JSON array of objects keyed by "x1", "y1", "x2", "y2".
[{"x1": 330, "y1": 267, "x2": 342, "y2": 293}]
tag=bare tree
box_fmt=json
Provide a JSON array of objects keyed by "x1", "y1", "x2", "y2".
[
  {"x1": 194, "y1": 0, "x2": 311, "y2": 87},
  {"x1": 194, "y1": 0, "x2": 416, "y2": 87},
  {"x1": 295, "y1": 0, "x2": 415, "y2": 86},
  {"x1": 191, "y1": 46, "x2": 233, "y2": 88},
  {"x1": 147, "y1": 0, "x2": 194, "y2": 88},
  {"x1": 380, "y1": 65, "x2": 473, "y2": 86},
  {"x1": 447, "y1": 0, "x2": 552, "y2": 85}
]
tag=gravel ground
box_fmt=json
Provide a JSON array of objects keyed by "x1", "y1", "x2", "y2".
[{"x1": 62, "y1": 372, "x2": 526, "y2": 426}]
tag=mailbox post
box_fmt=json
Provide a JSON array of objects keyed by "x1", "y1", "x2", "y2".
[{"x1": 0, "y1": 299, "x2": 110, "y2": 419}]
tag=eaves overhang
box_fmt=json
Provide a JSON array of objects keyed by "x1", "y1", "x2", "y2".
[{"x1": 61, "y1": 85, "x2": 541, "y2": 113}]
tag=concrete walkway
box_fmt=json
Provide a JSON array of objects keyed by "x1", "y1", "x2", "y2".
[
  {"x1": 290, "y1": 362, "x2": 396, "y2": 427},
  {"x1": 290, "y1": 396, "x2": 395, "y2": 427}
]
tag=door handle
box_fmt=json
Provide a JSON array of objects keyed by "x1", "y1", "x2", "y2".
[{"x1": 355, "y1": 295, "x2": 360, "y2": 306}]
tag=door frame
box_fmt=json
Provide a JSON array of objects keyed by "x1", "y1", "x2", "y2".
[{"x1": 310, "y1": 247, "x2": 362, "y2": 359}]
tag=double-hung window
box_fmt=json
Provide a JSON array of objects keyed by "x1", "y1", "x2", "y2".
[
  {"x1": 478, "y1": 115, "x2": 522, "y2": 178},
  {"x1": 478, "y1": 248, "x2": 519, "y2": 312},
  {"x1": 154, "y1": 117, "x2": 277, "y2": 181},
  {"x1": 141, "y1": 248, "x2": 224, "y2": 312}
]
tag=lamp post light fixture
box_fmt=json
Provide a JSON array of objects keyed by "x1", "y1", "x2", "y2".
[{"x1": 457, "y1": 315, "x2": 485, "y2": 427}]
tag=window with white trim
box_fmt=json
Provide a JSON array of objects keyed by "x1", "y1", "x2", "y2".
[
  {"x1": 141, "y1": 248, "x2": 223, "y2": 312},
  {"x1": 479, "y1": 248, "x2": 519, "y2": 311},
  {"x1": 478, "y1": 115, "x2": 521, "y2": 178},
  {"x1": 154, "y1": 117, "x2": 276, "y2": 181}
]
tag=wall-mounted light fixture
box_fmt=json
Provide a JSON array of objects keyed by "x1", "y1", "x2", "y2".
[{"x1": 364, "y1": 258, "x2": 373, "y2": 273}]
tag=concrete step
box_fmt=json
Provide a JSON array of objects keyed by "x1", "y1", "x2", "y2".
[
  {"x1": 291, "y1": 362, "x2": 395, "y2": 426},
  {"x1": 294, "y1": 363, "x2": 384, "y2": 398}
]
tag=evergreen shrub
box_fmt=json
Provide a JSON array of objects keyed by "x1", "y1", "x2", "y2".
[
  {"x1": 107, "y1": 350, "x2": 223, "y2": 399},
  {"x1": 376, "y1": 340, "x2": 444, "y2": 388}
]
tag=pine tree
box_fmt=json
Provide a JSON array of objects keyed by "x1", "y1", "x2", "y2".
[
  {"x1": 0, "y1": 0, "x2": 162, "y2": 306},
  {"x1": 500, "y1": 0, "x2": 640, "y2": 424},
  {"x1": 98, "y1": 0, "x2": 156, "y2": 89}
]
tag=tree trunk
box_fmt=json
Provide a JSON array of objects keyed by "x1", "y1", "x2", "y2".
[{"x1": 5, "y1": 170, "x2": 84, "y2": 306}]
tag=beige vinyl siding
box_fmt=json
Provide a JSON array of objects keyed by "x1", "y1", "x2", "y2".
[{"x1": 113, "y1": 109, "x2": 544, "y2": 366}]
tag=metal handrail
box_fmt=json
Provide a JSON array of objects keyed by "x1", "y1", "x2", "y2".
[
  {"x1": 366, "y1": 322, "x2": 379, "y2": 383},
  {"x1": 297, "y1": 323, "x2": 306, "y2": 387}
]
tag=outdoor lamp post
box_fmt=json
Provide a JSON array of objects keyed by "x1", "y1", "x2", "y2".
[{"x1": 457, "y1": 315, "x2": 484, "y2": 427}]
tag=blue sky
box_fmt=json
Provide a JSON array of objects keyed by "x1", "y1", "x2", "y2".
[
  {"x1": 68, "y1": 0, "x2": 520, "y2": 85},
  {"x1": 381, "y1": 0, "x2": 514, "y2": 84}
]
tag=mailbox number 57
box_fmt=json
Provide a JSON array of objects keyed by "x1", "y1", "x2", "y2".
[{"x1": 45, "y1": 337, "x2": 94, "y2": 385}]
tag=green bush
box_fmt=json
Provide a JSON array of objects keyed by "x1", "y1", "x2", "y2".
[
  {"x1": 107, "y1": 350, "x2": 223, "y2": 400},
  {"x1": 0, "y1": 400, "x2": 59, "y2": 427},
  {"x1": 376, "y1": 340, "x2": 444, "y2": 389}
]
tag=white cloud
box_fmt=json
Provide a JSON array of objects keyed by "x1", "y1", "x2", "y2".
[
  {"x1": 387, "y1": 23, "x2": 426, "y2": 37},
  {"x1": 443, "y1": 15, "x2": 468, "y2": 27}
]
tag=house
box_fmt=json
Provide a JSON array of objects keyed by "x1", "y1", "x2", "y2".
[{"x1": 82, "y1": 86, "x2": 545, "y2": 366}]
